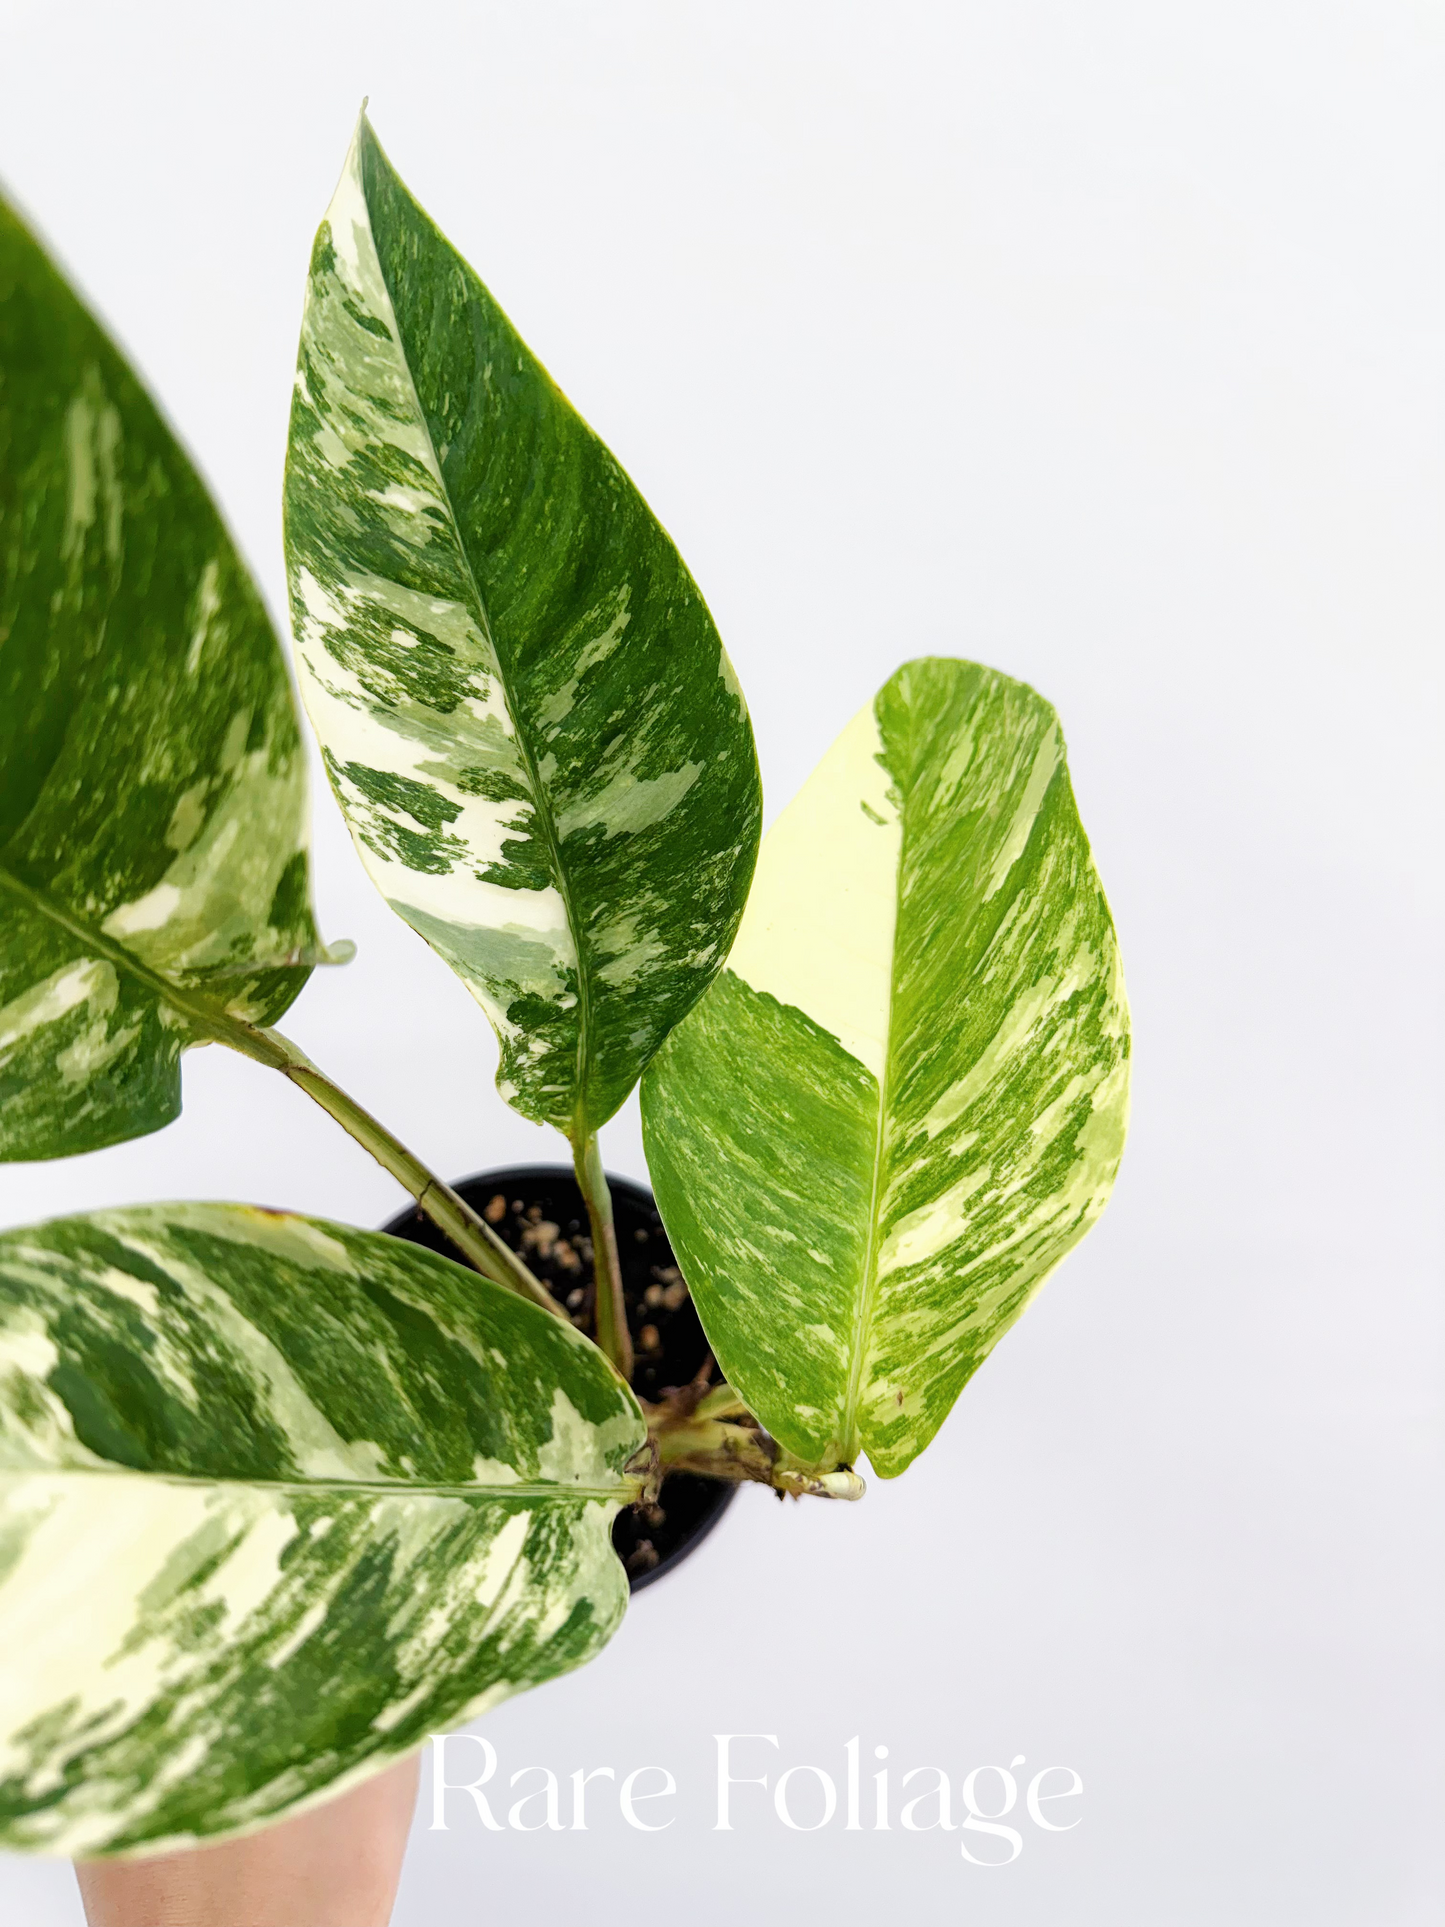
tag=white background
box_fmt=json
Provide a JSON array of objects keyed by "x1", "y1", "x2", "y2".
[{"x1": 0, "y1": 3, "x2": 1441, "y2": 1921}]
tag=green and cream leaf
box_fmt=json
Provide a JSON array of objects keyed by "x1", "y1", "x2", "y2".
[
  {"x1": 0, "y1": 1203, "x2": 644, "y2": 1856},
  {"x1": 283, "y1": 116, "x2": 761, "y2": 1137},
  {"x1": 0, "y1": 194, "x2": 342, "y2": 1162},
  {"x1": 641, "y1": 658, "x2": 1130, "y2": 1479}
]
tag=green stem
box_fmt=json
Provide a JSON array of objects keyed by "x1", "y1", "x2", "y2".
[
  {"x1": 0, "y1": 863, "x2": 561, "y2": 1318},
  {"x1": 573, "y1": 1131, "x2": 633, "y2": 1380},
  {"x1": 260, "y1": 1031, "x2": 561, "y2": 1319}
]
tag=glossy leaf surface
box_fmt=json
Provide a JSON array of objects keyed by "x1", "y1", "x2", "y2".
[
  {"x1": 0, "y1": 195, "x2": 337, "y2": 1161},
  {"x1": 284, "y1": 118, "x2": 760, "y2": 1136},
  {"x1": 642, "y1": 659, "x2": 1130, "y2": 1477},
  {"x1": 0, "y1": 1203, "x2": 643, "y2": 1855}
]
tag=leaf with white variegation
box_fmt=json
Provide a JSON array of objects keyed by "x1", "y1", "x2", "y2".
[
  {"x1": 0, "y1": 1203, "x2": 644, "y2": 1857},
  {"x1": 283, "y1": 116, "x2": 761, "y2": 1138},
  {"x1": 0, "y1": 194, "x2": 343, "y2": 1161},
  {"x1": 641, "y1": 658, "x2": 1130, "y2": 1479}
]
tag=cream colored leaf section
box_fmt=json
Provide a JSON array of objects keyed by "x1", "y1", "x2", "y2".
[
  {"x1": 727, "y1": 701, "x2": 901, "y2": 1079},
  {"x1": 288, "y1": 132, "x2": 575, "y2": 1009}
]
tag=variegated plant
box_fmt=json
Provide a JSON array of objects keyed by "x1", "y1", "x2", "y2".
[
  {"x1": 0, "y1": 1205, "x2": 641, "y2": 1857},
  {"x1": 282, "y1": 117, "x2": 762, "y2": 1371},
  {"x1": 0, "y1": 193, "x2": 343, "y2": 1163},
  {"x1": 0, "y1": 112, "x2": 1129, "y2": 1859},
  {"x1": 641, "y1": 659, "x2": 1130, "y2": 1479}
]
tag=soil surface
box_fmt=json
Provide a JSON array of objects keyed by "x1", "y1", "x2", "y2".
[{"x1": 381, "y1": 1165, "x2": 735, "y2": 1589}]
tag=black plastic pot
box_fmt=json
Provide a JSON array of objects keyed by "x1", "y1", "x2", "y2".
[{"x1": 381, "y1": 1165, "x2": 736, "y2": 1592}]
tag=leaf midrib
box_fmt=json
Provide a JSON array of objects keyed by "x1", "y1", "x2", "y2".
[
  {"x1": 0, "y1": 863, "x2": 279, "y2": 1063},
  {"x1": 0, "y1": 1465, "x2": 630, "y2": 1501},
  {"x1": 360, "y1": 172, "x2": 596, "y2": 1141},
  {"x1": 835, "y1": 732, "x2": 908, "y2": 1469}
]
